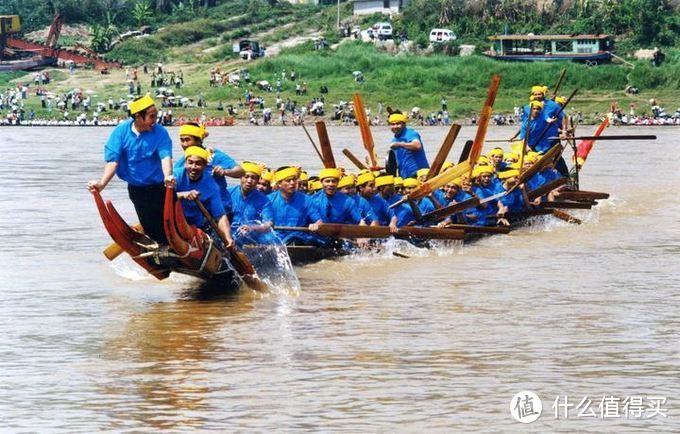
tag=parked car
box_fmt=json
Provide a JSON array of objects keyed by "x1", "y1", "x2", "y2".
[
  {"x1": 372, "y1": 22, "x2": 393, "y2": 40},
  {"x1": 429, "y1": 28, "x2": 456, "y2": 43},
  {"x1": 234, "y1": 40, "x2": 265, "y2": 60}
]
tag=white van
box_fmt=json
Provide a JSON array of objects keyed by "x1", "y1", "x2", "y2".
[
  {"x1": 430, "y1": 28, "x2": 456, "y2": 43},
  {"x1": 372, "y1": 22, "x2": 393, "y2": 40}
]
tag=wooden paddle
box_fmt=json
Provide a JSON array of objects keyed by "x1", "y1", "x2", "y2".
[
  {"x1": 550, "y1": 135, "x2": 657, "y2": 141},
  {"x1": 275, "y1": 223, "x2": 465, "y2": 240},
  {"x1": 342, "y1": 148, "x2": 370, "y2": 171},
  {"x1": 468, "y1": 74, "x2": 502, "y2": 168},
  {"x1": 551, "y1": 209, "x2": 582, "y2": 224},
  {"x1": 558, "y1": 190, "x2": 609, "y2": 201},
  {"x1": 542, "y1": 201, "x2": 595, "y2": 210},
  {"x1": 526, "y1": 178, "x2": 570, "y2": 201},
  {"x1": 427, "y1": 123, "x2": 461, "y2": 180},
  {"x1": 443, "y1": 223, "x2": 511, "y2": 234},
  {"x1": 103, "y1": 223, "x2": 144, "y2": 260},
  {"x1": 193, "y1": 199, "x2": 268, "y2": 292},
  {"x1": 550, "y1": 68, "x2": 567, "y2": 99},
  {"x1": 388, "y1": 160, "x2": 472, "y2": 208},
  {"x1": 352, "y1": 93, "x2": 379, "y2": 168},
  {"x1": 416, "y1": 197, "x2": 480, "y2": 224},
  {"x1": 301, "y1": 123, "x2": 326, "y2": 166},
  {"x1": 457, "y1": 140, "x2": 473, "y2": 163},
  {"x1": 315, "y1": 120, "x2": 336, "y2": 168}
]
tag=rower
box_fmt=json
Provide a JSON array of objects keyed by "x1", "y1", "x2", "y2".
[
  {"x1": 403, "y1": 178, "x2": 436, "y2": 216},
  {"x1": 257, "y1": 170, "x2": 274, "y2": 195},
  {"x1": 394, "y1": 176, "x2": 405, "y2": 195},
  {"x1": 229, "y1": 162, "x2": 274, "y2": 236},
  {"x1": 175, "y1": 146, "x2": 234, "y2": 248},
  {"x1": 416, "y1": 167, "x2": 445, "y2": 206},
  {"x1": 439, "y1": 177, "x2": 475, "y2": 225},
  {"x1": 386, "y1": 112, "x2": 429, "y2": 179},
  {"x1": 375, "y1": 174, "x2": 415, "y2": 227},
  {"x1": 497, "y1": 169, "x2": 530, "y2": 224},
  {"x1": 269, "y1": 166, "x2": 324, "y2": 246},
  {"x1": 519, "y1": 100, "x2": 551, "y2": 154},
  {"x1": 297, "y1": 170, "x2": 309, "y2": 193},
  {"x1": 87, "y1": 94, "x2": 174, "y2": 244},
  {"x1": 174, "y1": 122, "x2": 243, "y2": 220},
  {"x1": 338, "y1": 174, "x2": 375, "y2": 225},
  {"x1": 469, "y1": 165, "x2": 504, "y2": 226},
  {"x1": 356, "y1": 172, "x2": 398, "y2": 232},
  {"x1": 308, "y1": 168, "x2": 364, "y2": 227},
  {"x1": 488, "y1": 147, "x2": 507, "y2": 171}
]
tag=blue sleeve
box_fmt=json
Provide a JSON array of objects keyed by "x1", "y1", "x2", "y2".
[
  {"x1": 174, "y1": 155, "x2": 185, "y2": 173},
  {"x1": 212, "y1": 151, "x2": 237, "y2": 169},
  {"x1": 156, "y1": 126, "x2": 173, "y2": 159},
  {"x1": 104, "y1": 124, "x2": 123, "y2": 162},
  {"x1": 205, "y1": 179, "x2": 225, "y2": 220},
  {"x1": 307, "y1": 195, "x2": 322, "y2": 222},
  {"x1": 347, "y1": 197, "x2": 362, "y2": 224},
  {"x1": 260, "y1": 196, "x2": 274, "y2": 223}
]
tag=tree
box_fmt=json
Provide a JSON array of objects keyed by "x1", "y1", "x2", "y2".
[{"x1": 132, "y1": 0, "x2": 153, "y2": 27}]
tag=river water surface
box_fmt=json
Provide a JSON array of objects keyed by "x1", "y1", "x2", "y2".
[{"x1": 0, "y1": 125, "x2": 678, "y2": 432}]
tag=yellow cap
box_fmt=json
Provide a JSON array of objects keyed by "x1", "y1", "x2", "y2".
[
  {"x1": 531, "y1": 85, "x2": 544, "y2": 95},
  {"x1": 472, "y1": 165, "x2": 494, "y2": 178},
  {"x1": 184, "y1": 146, "x2": 209, "y2": 161},
  {"x1": 242, "y1": 161, "x2": 263, "y2": 176},
  {"x1": 261, "y1": 170, "x2": 274, "y2": 182},
  {"x1": 403, "y1": 178, "x2": 420, "y2": 188},
  {"x1": 319, "y1": 168, "x2": 342, "y2": 180},
  {"x1": 394, "y1": 176, "x2": 403, "y2": 186},
  {"x1": 498, "y1": 169, "x2": 520, "y2": 180},
  {"x1": 388, "y1": 113, "x2": 408, "y2": 124},
  {"x1": 488, "y1": 147, "x2": 504, "y2": 157},
  {"x1": 375, "y1": 175, "x2": 395, "y2": 188},
  {"x1": 179, "y1": 123, "x2": 206, "y2": 139},
  {"x1": 274, "y1": 167, "x2": 299, "y2": 183},
  {"x1": 338, "y1": 175, "x2": 355, "y2": 189},
  {"x1": 530, "y1": 100, "x2": 544, "y2": 110},
  {"x1": 555, "y1": 96, "x2": 567, "y2": 105},
  {"x1": 129, "y1": 95, "x2": 155, "y2": 114},
  {"x1": 356, "y1": 172, "x2": 375, "y2": 186},
  {"x1": 416, "y1": 168, "x2": 430, "y2": 178}
]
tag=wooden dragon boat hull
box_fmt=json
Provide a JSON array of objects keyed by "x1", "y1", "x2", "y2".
[{"x1": 92, "y1": 190, "x2": 236, "y2": 284}]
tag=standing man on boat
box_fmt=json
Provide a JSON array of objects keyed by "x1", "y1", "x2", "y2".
[
  {"x1": 87, "y1": 94, "x2": 174, "y2": 244},
  {"x1": 175, "y1": 146, "x2": 234, "y2": 248},
  {"x1": 386, "y1": 112, "x2": 429, "y2": 179}
]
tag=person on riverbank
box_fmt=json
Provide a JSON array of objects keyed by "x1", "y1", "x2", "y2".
[
  {"x1": 174, "y1": 146, "x2": 234, "y2": 249},
  {"x1": 386, "y1": 112, "x2": 429, "y2": 179},
  {"x1": 87, "y1": 95, "x2": 174, "y2": 244}
]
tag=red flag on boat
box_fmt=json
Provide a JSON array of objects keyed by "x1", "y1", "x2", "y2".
[{"x1": 575, "y1": 117, "x2": 609, "y2": 167}]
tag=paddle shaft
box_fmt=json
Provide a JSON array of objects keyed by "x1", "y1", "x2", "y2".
[
  {"x1": 275, "y1": 223, "x2": 465, "y2": 240},
  {"x1": 550, "y1": 135, "x2": 657, "y2": 141},
  {"x1": 342, "y1": 148, "x2": 370, "y2": 171},
  {"x1": 315, "y1": 120, "x2": 336, "y2": 168},
  {"x1": 301, "y1": 123, "x2": 325, "y2": 165},
  {"x1": 427, "y1": 124, "x2": 461, "y2": 180},
  {"x1": 353, "y1": 93, "x2": 378, "y2": 168}
]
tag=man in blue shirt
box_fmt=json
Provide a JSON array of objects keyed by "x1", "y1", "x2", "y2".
[
  {"x1": 308, "y1": 168, "x2": 363, "y2": 226},
  {"x1": 175, "y1": 146, "x2": 234, "y2": 248},
  {"x1": 173, "y1": 122, "x2": 244, "y2": 219},
  {"x1": 87, "y1": 94, "x2": 174, "y2": 243},
  {"x1": 229, "y1": 162, "x2": 274, "y2": 236},
  {"x1": 356, "y1": 172, "x2": 398, "y2": 231},
  {"x1": 387, "y1": 112, "x2": 429, "y2": 179}
]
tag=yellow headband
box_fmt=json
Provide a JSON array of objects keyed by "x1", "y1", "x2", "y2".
[
  {"x1": 129, "y1": 95, "x2": 154, "y2": 114},
  {"x1": 184, "y1": 146, "x2": 209, "y2": 161},
  {"x1": 555, "y1": 96, "x2": 567, "y2": 105},
  {"x1": 388, "y1": 113, "x2": 408, "y2": 124},
  {"x1": 416, "y1": 168, "x2": 430, "y2": 178},
  {"x1": 530, "y1": 85, "x2": 544, "y2": 95},
  {"x1": 356, "y1": 172, "x2": 375, "y2": 186},
  {"x1": 309, "y1": 180, "x2": 322, "y2": 191},
  {"x1": 299, "y1": 171, "x2": 309, "y2": 181},
  {"x1": 530, "y1": 100, "x2": 544, "y2": 110},
  {"x1": 451, "y1": 177, "x2": 462, "y2": 187},
  {"x1": 274, "y1": 167, "x2": 299, "y2": 182},
  {"x1": 504, "y1": 152, "x2": 519, "y2": 161},
  {"x1": 394, "y1": 176, "x2": 403, "y2": 186},
  {"x1": 473, "y1": 165, "x2": 494, "y2": 177},
  {"x1": 179, "y1": 124, "x2": 206, "y2": 139},
  {"x1": 488, "y1": 148, "x2": 504, "y2": 157},
  {"x1": 261, "y1": 170, "x2": 274, "y2": 182},
  {"x1": 375, "y1": 175, "x2": 394, "y2": 188},
  {"x1": 498, "y1": 169, "x2": 520, "y2": 180},
  {"x1": 338, "y1": 175, "x2": 356, "y2": 189},
  {"x1": 403, "y1": 178, "x2": 420, "y2": 188},
  {"x1": 242, "y1": 161, "x2": 263, "y2": 176},
  {"x1": 319, "y1": 168, "x2": 342, "y2": 180}
]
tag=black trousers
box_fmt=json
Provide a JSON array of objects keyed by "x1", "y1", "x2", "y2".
[{"x1": 128, "y1": 183, "x2": 168, "y2": 244}]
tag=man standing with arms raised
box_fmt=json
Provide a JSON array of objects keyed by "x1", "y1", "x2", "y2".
[
  {"x1": 386, "y1": 112, "x2": 429, "y2": 179},
  {"x1": 87, "y1": 94, "x2": 174, "y2": 244}
]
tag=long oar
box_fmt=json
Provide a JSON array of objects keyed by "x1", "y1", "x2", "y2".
[
  {"x1": 427, "y1": 123, "x2": 461, "y2": 180},
  {"x1": 416, "y1": 197, "x2": 479, "y2": 225},
  {"x1": 103, "y1": 223, "x2": 143, "y2": 260},
  {"x1": 550, "y1": 68, "x2": 567, "y2": 99},
  {"x1": 388, "y1": 160, "x2": 472, "y2": 209},
  {"x1": 457, "y1": 140, "x2": 473, "y2": 163},
  {"x1": 352, "y1": 93, "x2": 379, "y2": 168},
  {"x1": 275, "y1": 223, "x2": 465, "y2": 240},
  {"x1": 301, "y1": 123, "x2": 326, "y2": 166},
  {"x1": 468, "y1": 74, "x2": 502, "y2": 169},
  {"x1": 342, "y1": 148, "x2": 370, "y2": 171},
  {"x1": 551, "y1": 134, "x2": 657, "y2": 141},
  {"x1": 193, "y1": 199, "x2": 268, "y2": 292},
  {"x1": 315, "y1": 120, "x2": 336, "y2": 168}
]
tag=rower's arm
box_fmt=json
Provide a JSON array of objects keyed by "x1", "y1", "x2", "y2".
[
  {"x1": 161, "y1": 157, "x2": 174, "y2": 186},
  {"x1": 217, "y1": 214, "x2": 234, "y2": 247},
  {"x1": 393, "y1": 138, "x2": 422, "y2": 151}
]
